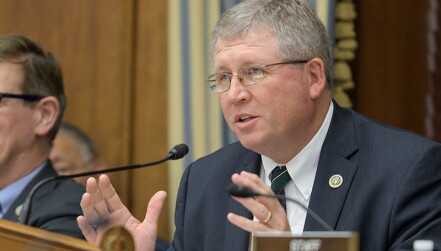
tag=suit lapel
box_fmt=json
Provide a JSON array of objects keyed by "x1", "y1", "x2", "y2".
[
  {"x1": 304, "y1": 103, "x2": 359, "y2": 231},
  {"x1": 3, "y1": 161, "x2": 57, "y2": 221},
  {"x1": 224, "y1": 149, "x2": 261, "y2": 251}
]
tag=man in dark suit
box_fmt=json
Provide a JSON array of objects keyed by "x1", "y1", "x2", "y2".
[
  {"x1": 0, "y1": 35, "x2": 84, "y2": 239},
  {"x1": 77, "y1": 0, "x2": 441, "y2": 250}
]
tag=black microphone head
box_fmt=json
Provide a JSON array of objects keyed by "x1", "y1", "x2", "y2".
[
  {"x1": 168, "y1": 144, "x2": 189, "y2": 160},
  {"x1": 227, "y1": 184, "x2": 260, "y2": 197}
]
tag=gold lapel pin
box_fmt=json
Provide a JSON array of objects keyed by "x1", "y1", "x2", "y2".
[{"x1": 329, "y1": 174, "x2": 343, "y2": 189}]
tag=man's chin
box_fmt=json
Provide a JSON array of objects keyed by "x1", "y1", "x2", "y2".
[{"x1": 238, "y1": 137, "x2": 264, "y2": 152}]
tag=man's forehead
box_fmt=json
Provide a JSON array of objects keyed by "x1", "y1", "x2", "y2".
[
  {"x1": 213, "y1": 33, "x2": 279, "y2": 68},
  {"x1": 0, "y1": 62, "x2": 24, "y2": 92},
  {"x1": 215, "y1": 29, "x2": 275, "y2": 51}
]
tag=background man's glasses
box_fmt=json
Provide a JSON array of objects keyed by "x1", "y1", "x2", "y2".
[
  {"x1": 207, "y1": 60, "x2": 309, "y2": 93},
  {"x1": 0, "y1": 93, "x2": 45, "y2": 103},
  {"x1": 56, "y1": 157, "x2": 96, "y2": 176}
]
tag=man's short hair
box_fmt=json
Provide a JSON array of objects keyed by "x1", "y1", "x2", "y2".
[{"x1": 0, "y1": 34, "x2": 66, "y2": 141}]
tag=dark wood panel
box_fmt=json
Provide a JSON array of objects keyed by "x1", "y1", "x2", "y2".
[
  {"x1": 0, "y1": 0, "x2": 135, "y2": 212},
  {"x1": 353, "y1": 0, "x2": 429, "y2": 135},
  {"x1": 131, "y1": 0, "x2": 170, "y2": 241},
  {"x1": 431, "y1": 2, "x2": 441, "y2": 142}
]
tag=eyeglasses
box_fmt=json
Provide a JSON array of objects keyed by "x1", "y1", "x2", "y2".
[
  {"x1": 207, "y1": 60, "x2": 309, "y2": 93},
  {"x1": 55, "y1": 157, "x2": 96, "y2": 175},
  {"x1": 0, "y1": 93, "x2": 46, "y2": 103}
]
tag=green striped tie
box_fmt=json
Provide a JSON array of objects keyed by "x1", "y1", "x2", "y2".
[{"x1": 270, "y1": 165, "x2": 291, "y2": 209}]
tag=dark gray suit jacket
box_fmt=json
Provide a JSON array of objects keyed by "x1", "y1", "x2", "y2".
[
  {"x1": 170, "y1": 103, "x2": 441, "y2": 251},
  {"x1": 3, "y1": 161, "x2": 85, "y2": 239}
]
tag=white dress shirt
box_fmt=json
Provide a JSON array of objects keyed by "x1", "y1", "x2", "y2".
[{"x1": 259, "y1": 102, "x2": 333, "y2": 234}]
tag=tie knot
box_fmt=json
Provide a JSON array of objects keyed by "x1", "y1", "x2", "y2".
[{"x1": 270, "y1": 165, "x2": 291, "y2": 193}]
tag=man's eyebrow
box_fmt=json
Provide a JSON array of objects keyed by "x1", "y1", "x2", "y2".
[{"x1": 213, "y1": 61, "x2": 260, "y2": 72}]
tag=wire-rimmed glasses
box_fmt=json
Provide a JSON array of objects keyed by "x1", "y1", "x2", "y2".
[{"x1": 207, "y1": 60, "x2": 309, "y2": 93}]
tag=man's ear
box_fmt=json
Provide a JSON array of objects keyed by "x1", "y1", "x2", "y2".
[
  {"x1": 34, "y1": 96, "x2": 59, "y2": 137},
  {"x1": 306, "y1": 58, "x2": 327, "y2": 99}
]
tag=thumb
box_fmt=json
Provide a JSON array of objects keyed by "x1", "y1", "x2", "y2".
[
  {"x1": 144, "y1": 191, "x2": 167, "y2": 225},
  {"x1": 139, "y1": 191, "x2": 167, "y2": 251}
]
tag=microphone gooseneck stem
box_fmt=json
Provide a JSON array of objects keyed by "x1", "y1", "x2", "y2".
[
  {"x1": 261, "y1": 193, "x2": 334, "y2": 231},
  {"x1": 227, "y1": 184, "x2": 333, "y2": 231},
  {"x1": 19, "y1": 144, "x2": 189, "y2": 226},
  {"x1": 56, "y1": 155, "x2": 171, "y2": 180},
  {"x1": 19, "y1": 156, "x2": 170, "y2": 225}
]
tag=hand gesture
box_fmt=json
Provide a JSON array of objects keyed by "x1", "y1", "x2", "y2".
[
  {"x1": 76, "y1": 175, "x2": 166, "y2": 251},
  {"x1": 227, "y1": 171, "x2": 290, "y2": 232}
]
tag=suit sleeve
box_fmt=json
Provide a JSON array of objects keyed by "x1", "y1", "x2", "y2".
[{"x1": 389, "y1": 143, "x2": 441, "y2": 250}]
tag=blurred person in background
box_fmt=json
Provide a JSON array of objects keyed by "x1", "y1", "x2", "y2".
[{"x1": 50, "y1": 122, "x2": 106, "y2": 185}]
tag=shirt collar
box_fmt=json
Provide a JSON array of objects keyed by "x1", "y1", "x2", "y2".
[
  {"x1": 262, "y1": 102, "x2": 334, "y2": 200},
  {"x1": 0, "y1": 161, "x2": 46, "y2": 217}
]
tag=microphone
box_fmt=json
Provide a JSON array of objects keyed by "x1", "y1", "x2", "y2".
[
  {"x1": 227, "y1": 184, "x2": 333, "y2": 231},
  {"x1": 19, "y1": 144, "x2": 189, "y2": 225}
]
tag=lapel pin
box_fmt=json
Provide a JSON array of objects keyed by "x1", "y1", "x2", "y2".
[
  {"x1": 15, "y1": 204, "x2": 23, "y2": 217},
  {"x1": 329, "y1": 174, "x2": 343, "y2": 189}
]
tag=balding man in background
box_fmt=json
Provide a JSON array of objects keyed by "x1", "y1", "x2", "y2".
[{"x1": 50, "y1": 122, "x2": 106, "y2": 185}]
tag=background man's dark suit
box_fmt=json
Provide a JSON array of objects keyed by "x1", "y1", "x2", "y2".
[
  {"x1": 171, "y1": 102, "x2": 441, "y2": 251},
  {"x1": 3, "y1": 161, "x2": 85, "y2": 239}
]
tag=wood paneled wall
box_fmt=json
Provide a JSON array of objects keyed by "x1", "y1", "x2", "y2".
[
  {"x1": 130, "y1": 0, "x2": 170, "y2": 239},
  {"x1": 0, "y1": 0, "x2": 170, "y2": 241},
  {"x1": 1, "y1": 0, "x2": 436, "y2": 245},
  {"x1": 429, "y1": 2, "x2": 441, "y2": 142},
  {"x1": 353, "y1": 0, "x2": 429, "y2": 135}
]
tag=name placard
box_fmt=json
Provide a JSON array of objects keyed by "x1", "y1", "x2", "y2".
[{"x1": 252, "y1": 231, "x2": 358, "y2": 251}]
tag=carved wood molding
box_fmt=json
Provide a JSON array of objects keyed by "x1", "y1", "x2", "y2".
[
  {"x1": 427, "y1": 0, "x2": 441, "y2": 141},
  {"x1": 333, "y1": 0, "x2": 357, "y2": 108}
]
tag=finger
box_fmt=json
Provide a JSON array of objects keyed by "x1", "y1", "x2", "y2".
[
  {"x1": 77, "y1": 215, "x2": 97, "y2": 243},
  {"x1": 235, "y1": 192, "x2": 289, "y2": 230},
  {"x1": 80, "y1": 193, "x2": 102, "y2": 225},
  {"x1": 231, "y1": 172, "x2": 289, "y2": 229},
  {"x1": 232, "y1": 172, "x2": 283, "y2": 213},
  {"x1": 144, "y1": 191, "x2": 167, "y2": 224},
  {"x1": 132, "y1": 191, "x2": 167, "y2": 251},
  {"x1": 98, "y1": 174, "x2": 125, "y2": 213},
  {"x1": 231, "y1": 172, "x2": 267, "y2": 194},
  {"x1": 231, "y1": 195, "x2": 271, "y2": 223},
  {"x1": 245, "y1": 195, "x2": 289, "y2": 230},
  {"x1": 85, "y1": 176, "x2": 98, "y2": 194},
  {"x1": 87, "y1": 176, "x2": 111, "y2": 220},
  {"x1": 227, "y1": 213, "x2": 269, "y2": 233},
  {"x1": 237, "y1": 171, "x2": 274, "y2": 194}
]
